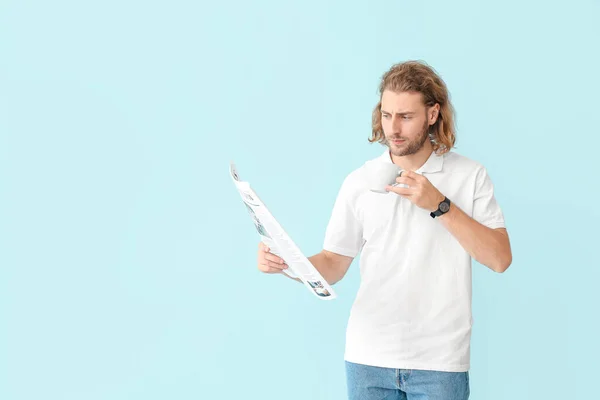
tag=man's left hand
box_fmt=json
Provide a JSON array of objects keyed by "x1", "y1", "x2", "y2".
[{"x1": 385, "y1": 170, "x2": 445, "y2": 212}]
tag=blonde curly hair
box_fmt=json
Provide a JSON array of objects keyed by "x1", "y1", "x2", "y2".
[{"x1": 369, "y1": 60, "x2": 457, "y2": 154}]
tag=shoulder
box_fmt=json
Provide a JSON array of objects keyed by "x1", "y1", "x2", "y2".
[
  {"x1": 336, "y1": 153, "x2": 383, "y2": 198},
  {"x1": 442, "y1": 151, "x2": 487, "y2": 175},
  {"x1": 342, "y1": 152, "x2": 385, "y2": 187},
  {"x1": 443, "y1": 151, "x2": 500, "y2": 190}
]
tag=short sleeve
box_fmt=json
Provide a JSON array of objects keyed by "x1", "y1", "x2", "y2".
[
  {"x1": 323, "y1": 176, "x2": 364, "y2": 258},
  {"x1": 472, "y1": 167, "x2": 506, "y2": 229}
]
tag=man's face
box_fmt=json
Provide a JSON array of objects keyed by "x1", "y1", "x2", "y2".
[{"x1": 380, "y1": 90, "x2": 435, "y2": 157}]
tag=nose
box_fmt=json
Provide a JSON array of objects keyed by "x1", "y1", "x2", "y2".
[{"x1": 391, "y1": 116, "x2": 402, "y2": 135}]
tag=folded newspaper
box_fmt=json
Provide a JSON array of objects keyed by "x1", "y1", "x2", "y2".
[{"x1": 230, "y1": 162, "x2": 337, "y2": 300}]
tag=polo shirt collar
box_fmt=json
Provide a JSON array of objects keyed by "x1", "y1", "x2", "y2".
[{"x1": 379, "y1": 148, "x2": 444, "y2": 174}]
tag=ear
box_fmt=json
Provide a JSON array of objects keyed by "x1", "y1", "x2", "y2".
[{"x1": 429, "y1": 104, "x2": 440, "y2": 125}]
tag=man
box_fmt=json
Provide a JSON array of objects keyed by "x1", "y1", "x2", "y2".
[{"x1": 256, "y1": 60, "x2": 512, "y2": 400}]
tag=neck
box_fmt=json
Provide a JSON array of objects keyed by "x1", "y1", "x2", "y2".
[{"x1": 389, "y1": 141, "x2": 434, "y2": 171}]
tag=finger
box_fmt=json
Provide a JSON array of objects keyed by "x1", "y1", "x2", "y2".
[
  {"x1": 385, "y1": 185, "x2": 413, "y2": 196},
  {"x1": 263, "y1": 244, "x2": 278, "y2": 257},
  {"x1": 260, "y1": 261, "x2": 287, "y2": 271},
  {"x1": 269, "y1": 260, "x2": 288, "y2": 269},
  {"x1": 395, "y1": 176, "x2": 419, "y2": 185},
  {"x1": 258, "y1": 264, "x2": 282, "y2": 274},
  {"x1": 265, "y1": 253, "x2": 287, "y2": 265},
  {"x1": 259, "y1": 254, "x2": 287, "y2": 267},
  {"x1": 403, "y1": 170, "x2": 425, "y2": 181}
]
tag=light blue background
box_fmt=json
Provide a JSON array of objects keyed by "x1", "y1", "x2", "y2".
[{"x1": 1, "y1": 0, "x2": 599, "y2": 399}]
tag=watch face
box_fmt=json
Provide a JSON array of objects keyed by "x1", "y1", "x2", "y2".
[{"x1": 440, "y1": 202, "x2": 450, "y2": 212}]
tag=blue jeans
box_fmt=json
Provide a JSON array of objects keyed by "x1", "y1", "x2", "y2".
[{"x1": 345, "y1": 361, "x2": 470, "y2": 400}]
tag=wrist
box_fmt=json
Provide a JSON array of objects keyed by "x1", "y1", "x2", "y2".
[
  {"x1": 429, "y1": 194, "x2": 446, "y2": 212},
  {"x1": 430, "y1": 195, "x2": 451, "y2": 219},
  {"x1": 438, "y1": 202, "x2": 454, "y2": 219}
]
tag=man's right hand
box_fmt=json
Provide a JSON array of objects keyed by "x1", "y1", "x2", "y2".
[{"x1": 257, "y1": 242, "x2": 288, "y2": 274}]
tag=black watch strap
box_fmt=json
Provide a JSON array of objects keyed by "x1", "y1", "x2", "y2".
[{"x1": 430, "y1": 197, "x2": 451, "y2": 218}]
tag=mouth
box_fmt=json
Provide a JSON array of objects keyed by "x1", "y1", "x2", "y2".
[{"x1": 391, "y1": 139, "x2": 406, "y2": 145}]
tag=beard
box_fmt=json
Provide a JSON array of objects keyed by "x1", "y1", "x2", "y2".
[{"x1": 385, "y1": 119, "x2": 432, "y2": 157}]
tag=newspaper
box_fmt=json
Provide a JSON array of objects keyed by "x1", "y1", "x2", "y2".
[{"x1": 229, "y1": 162, "x2": 337, "y2": 300}]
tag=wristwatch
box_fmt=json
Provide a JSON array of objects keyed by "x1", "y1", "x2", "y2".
[{"x1": 430, "y1": 197, "x2": 451, "y2": 218}]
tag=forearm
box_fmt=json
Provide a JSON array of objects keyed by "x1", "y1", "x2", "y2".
[
  {"x1": 438, "y1": 203, "x2": 512, "y2": 273},
  {"x1": 282, "y1": 251, "x2": 345, "y2": 285},
  {"x1": 308, "y1": 252, "x2": 346, "y2": 285}
]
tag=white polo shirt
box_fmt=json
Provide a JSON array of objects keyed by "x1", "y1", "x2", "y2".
[{"x1": 323, "y1": 149, "x2": 505, "y2": 372}]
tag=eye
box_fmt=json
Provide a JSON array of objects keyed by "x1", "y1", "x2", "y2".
[
  {"x1": 382, "y1": 114, "x2": 391, "y2": 119},
  {"x1": 402, "y1": 116, "x2": 412, "y2": 120}
]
